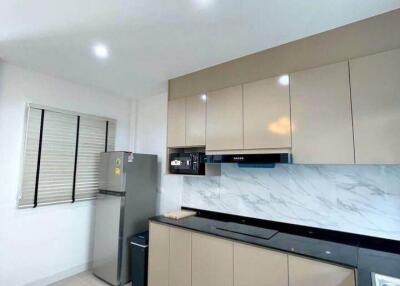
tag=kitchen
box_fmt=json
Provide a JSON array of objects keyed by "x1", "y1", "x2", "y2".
[{"x1": 1, "y1": 2, "x2": 400, "y2": 286}]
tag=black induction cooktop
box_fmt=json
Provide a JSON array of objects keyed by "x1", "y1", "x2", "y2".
[{"x1": 214, "y1": 222, "x2": 278, "y2": 240}]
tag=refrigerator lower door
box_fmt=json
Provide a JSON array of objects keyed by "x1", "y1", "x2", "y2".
[{"x1": 92, "y1": 193, "x2": 125, "y2": 286}]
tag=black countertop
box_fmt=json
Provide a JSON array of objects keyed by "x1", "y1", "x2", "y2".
[{"x1": 150, "y1": 213, "x2": 400, "y2": 286}]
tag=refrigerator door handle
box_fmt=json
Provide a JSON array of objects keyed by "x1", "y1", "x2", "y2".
[{"x1": 130, "y1": 242, "x2": 148, "y2": 248}]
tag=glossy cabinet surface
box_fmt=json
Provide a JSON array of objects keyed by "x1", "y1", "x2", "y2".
[
  {"x1": 192, "y1": 232, "x2": 234, "y2": 286},
  {"x1": 167, "y1": 97, "x2": 186, "y2": 147},
  {"x1": 148, "y1": 222, "x2": 170, "y2": 286},
  {"x1": 243, "y1": 76, "x2": 291, "y2": 150},
  {"x1": 234, "y1": 242, "x2": 288, "y2": 286},
  {"x1": 206, "y1": 85, "x2": 243, "y2": 151},
  {"x1": 169, "y1": 227, "x2": 192, "y2": 286},
  {"x1": 186, "y1": 94, "x2": 206, "y2": 146},
  {"x1": 350, "y1": 48, "x2": 400, "y2": 164},
  {"x1": 290, "y1": 61, "x2": 354, "y2": 164},
  {"x1": 148, "y1": 223, "x2": 357, "y2": 286},
  {"x1": 288, "y1": 255, "x2": 356, "y2": 286}
]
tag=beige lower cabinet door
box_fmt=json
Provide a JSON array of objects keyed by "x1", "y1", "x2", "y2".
[
  {"x1": 169, "y1": 227, "x2": 192, "y2": 286},
  {"x1": 288, "y1": 255, "x2": 356, "y2": 286},
  {"x1": 192, "y1": 233, "x2": 234, "y2": 286},
  {"x1": 234, "y1": 242, "x2": 288, "y2": 286},
  {"x1": 148, "y1": 222, "x2": 170, "y2": 286}
]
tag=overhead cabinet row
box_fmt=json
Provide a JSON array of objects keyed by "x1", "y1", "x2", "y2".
[{"x1": 167, "y1": 48, "x2": 400, "y2": 164}]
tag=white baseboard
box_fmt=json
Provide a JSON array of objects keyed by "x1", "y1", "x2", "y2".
[{"x1": 24, "y1": 262, "x2": 92, "y2": 286}]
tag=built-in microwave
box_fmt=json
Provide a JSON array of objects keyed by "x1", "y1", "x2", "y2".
[{"x1": 169, "y1": 152, "x2": 205, "y2": 175}]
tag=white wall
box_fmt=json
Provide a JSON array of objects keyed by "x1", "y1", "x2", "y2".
[
  {"x1": 0, "y1": 62, "x2": 132, "y2": 286},
  {"x1": 131, "y1": 93, "x2": 183, "y2": 215}
]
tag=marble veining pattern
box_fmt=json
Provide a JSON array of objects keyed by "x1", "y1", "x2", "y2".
[{"x1": 182, "y1": 164, "x2": 400, "y2": 241}]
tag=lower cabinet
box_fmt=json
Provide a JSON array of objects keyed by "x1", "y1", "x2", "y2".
[
  {"x1": 288, "y1": 255, "x2": 356, "y2": 286},
  {"x1": 192, "y1": 233, "x2": 234, "y2": 286},
  {"x1": 169, "y1": 227, "x2": 192, "y2": 286},
  {"x1": 148, "y1": 222, "x2": 170, "y2": 286},
  {"x1": 148, "y1": 222, "x2": 192, "y2": 286},
  {"x1": 148, "y1": 223, "x2": 356, "y2": 286},
  {"x1": 234, "y1": 242, "x2": 288, "y2": 286}
]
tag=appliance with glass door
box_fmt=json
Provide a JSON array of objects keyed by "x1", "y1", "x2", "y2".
[{"x1": 92, "y1": 152, "x2": 157, "y2": 286}]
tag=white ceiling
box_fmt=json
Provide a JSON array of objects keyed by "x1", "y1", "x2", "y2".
[{"x1": 0, "y1": 0, "x2": 399, "y2": 98}]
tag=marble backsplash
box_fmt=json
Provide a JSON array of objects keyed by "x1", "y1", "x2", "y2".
[{"x1": 182, "y1": 164, "x2": 400, "y2": 241}]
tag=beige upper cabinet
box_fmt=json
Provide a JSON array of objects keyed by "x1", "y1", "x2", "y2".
[
  {"x1": 186, "y1": 94, "x2": 206, "y2": 146},
  {"x1": 192, "y1": 233, "x2": 234, "y2": 286},
  {"x1": 290, "y1": 61, "x2": 354, "y2": 164},
  {"x1": 350, "y1": 48, "x2": 400, "y2": 164},
  {"x1": 243, "y1": 76, "x2": 291, "y2": 150},
  {"x1": 169, "y1": 227, "x2": 192, "y2": 286},
  {"x1": 289, "y1": 255, "x2": 356, "y2": 286},
  {"x1": 234, "y1": 242, "x2": 288, "y2": 286},
  {"x1": 148, "y1": 222, "x2": 170, "y2": 286},
  {"x1": 167, "y1": 97, "x2": 186, "y2": 147},
  {"x1": 206, "y1": 85, "x2": 243, "y2": 151}
]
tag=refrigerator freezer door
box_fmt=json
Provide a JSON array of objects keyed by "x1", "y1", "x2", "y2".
[
  {"x1": 99, "y1": 152, "x2": 126, "y2": 192},
  {"x1": 92, "y1": 193, "x2": 124, "y2": 286}
]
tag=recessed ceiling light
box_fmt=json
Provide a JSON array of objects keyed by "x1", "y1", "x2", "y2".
[
  {"x1": 93, "y1": 43, "x2": 109, "y2": 59},
  {"x1": 201, "y1": 94, "x2": 207, "y2": 101},
  {"x1": 278, "y1": 74, "x2": 289, "y2": 86}
]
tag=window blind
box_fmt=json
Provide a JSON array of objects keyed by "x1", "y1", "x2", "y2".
[
  {"x1": 19, "y1": 108, "x2": 42, "y2": 208},
  {"x1": 75, "y1": 116, "x2": 108, "y2": 201},
  {"x1": 37, "y1": 111, "x2": 77, "y2": 206},
  {"x1": 19, "y1": 105, "x2": 116, "y2": 208}
]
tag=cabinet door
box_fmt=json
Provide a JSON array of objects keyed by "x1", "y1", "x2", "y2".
[
  {"x1": 186, "y1": 94, "x2": 206, "y2": 146},
  {"x1": 148, "y1": 222, "x2": 169, "y2": 286},
  {"x1": 206, "y1": 85, "x2": 243, "y2": 151},
  {"x1": 234, "y1": 242, "x2": 288, "y2": 286},
  {"x1": 289, "y1": 255, "x2": 355, "y2": 286},
  {"x1": 169, "y1": 227, "x2": 192, "y2": 286},
  {"x1": 290, "y1": 61, "x2": 354, "y2": 164},
  {"x1": 350, "y1": 48, "x2": 400, "y2": 164},
  {"x1": 167, "y1": 97, "x2": 186, "y2": 147},
  {"x1": 243, "y1": 76, "x2": 291, "y2": 149},
  {"x1": 192, "y1": 233, "x2": 234, "y2": 286}
]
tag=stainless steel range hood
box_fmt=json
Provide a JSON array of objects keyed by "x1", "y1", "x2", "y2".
[{"x1": 206, "y1": 153, "x2": 291, "y2": 164}]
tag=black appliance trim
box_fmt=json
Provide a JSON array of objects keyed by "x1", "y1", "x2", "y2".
[
  {"x1": 206, "y1": 153, "x2": 291, "y2": 164},
  {"x1": 181, "y1": 206, "x2": 400, "y2": 254},
  {"x1": 99, "y1": 189, "x2": 126, "y2": 196},
  {"x1": 169, "y1": 152, "x2": 205, "y2": 175}
]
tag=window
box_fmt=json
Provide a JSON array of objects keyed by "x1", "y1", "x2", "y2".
[{"x1": 19, "y1": 104, "x2": 116, "y2": 208}]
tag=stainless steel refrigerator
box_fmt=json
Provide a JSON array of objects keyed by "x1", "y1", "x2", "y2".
[{"x1": 92, "y1": 151, "x2": 157, "y2": 286}]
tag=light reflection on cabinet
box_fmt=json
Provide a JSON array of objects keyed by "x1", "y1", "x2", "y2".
[{"x1": 243, "y1": 76, "x2": 291, "y2": 150}]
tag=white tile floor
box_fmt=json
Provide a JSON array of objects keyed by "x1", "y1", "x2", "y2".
[{"x1": 49, "y1": 271, "x2": 131, "y2": 286}]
